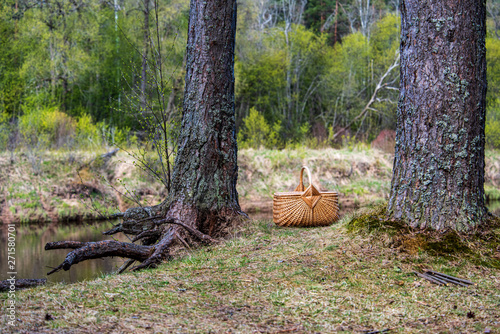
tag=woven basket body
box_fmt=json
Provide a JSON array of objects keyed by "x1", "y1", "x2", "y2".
[{"x1": 273, "y1": 167, "x2": 339, "y2": 227}]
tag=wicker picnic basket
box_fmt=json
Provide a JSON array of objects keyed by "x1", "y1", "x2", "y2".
[{"x1": 273, "y1": 166, "x2": 339, "y2": 227}]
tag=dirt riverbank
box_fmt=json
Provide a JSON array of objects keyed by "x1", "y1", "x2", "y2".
[{"x1": 1, "y1": 148, "x2": 499, "y2": 223}]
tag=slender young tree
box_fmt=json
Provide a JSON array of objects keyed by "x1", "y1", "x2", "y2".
[
  {"x1": 45, "y1": 0, "x2": 244, "y2": 272},
  {"x1": 387, "y1": 0, "x2": 488, "y2": 231}
]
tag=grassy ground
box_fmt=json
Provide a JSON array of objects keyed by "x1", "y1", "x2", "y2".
[
  {"x1": 1, "y1": 148, "x2": 500, "y2": 333},
  {"x1": 238, "y1": 147, "x2": 394, "y2": 212},
  {"x1": 2, "y1": 147, "x2": 499, "y2": 223},
  {"x1": 1, "y1": 214, "x2": 499, "y2": 333}
]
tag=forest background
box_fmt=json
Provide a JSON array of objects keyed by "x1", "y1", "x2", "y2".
[{"x1": 2, "y1": 0, "x2": 500, "y2": 153}]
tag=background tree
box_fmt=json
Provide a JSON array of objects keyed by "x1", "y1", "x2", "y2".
[
  {"x1": 3, "y1": 0, "x2": 500, "y2": 151},
  {"x1": 387, "y1": 0, "x2": 488, "y2": 231},
  {"x1": 45, "y1": 0, "x2": 244, "y2": 272}
]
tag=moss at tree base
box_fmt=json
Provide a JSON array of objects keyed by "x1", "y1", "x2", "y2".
[{"x1": 346, "y1": 204, "x2": 500, "y2": 269}]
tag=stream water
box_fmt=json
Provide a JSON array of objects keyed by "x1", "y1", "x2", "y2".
[
  {"x1": 1, "y1": 201, "x2": 499, "y2": 284},
  {"x1": 0, "y1": 220, "x2": 128, "y2": 283}
]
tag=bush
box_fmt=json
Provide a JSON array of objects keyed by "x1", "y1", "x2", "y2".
[
  {"x1": 76, "y1": 114, "x2": 101, "y2": 148},
  {"x1": 0, "y1": 112, "x2": 10, "y2": 151},
  {"x1": 237, "y1": 107, "x2": 281, "y2": 149},
  {"x1": 486, "y1": 99, "x2": 500, "y2": 149},
  {"x1": 486, "y1": 118, "x2": 500, "y2": 149},
  {"x1": 18, "y1": 107, "x2": 101, "y2": 150}
]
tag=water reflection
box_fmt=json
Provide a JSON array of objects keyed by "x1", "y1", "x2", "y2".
[{"x1": 0, "y1": 220, "x2": 128, "y2": 283}]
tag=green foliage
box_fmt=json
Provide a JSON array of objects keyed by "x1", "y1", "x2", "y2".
[
  {"x1": 236, "y1": 23, "x2": 329, "y2": 139},
  {"x1": 486, "y1": 36, "x2": 500, "y2": 148},
  {"x1": 18, "y1": 107, "x2": 102, "y2": 150},
  {"x1": 76, "y1": 114, "x2": 102, "y2": 149},
  {"x1": 238, "y1": 107, "x2": 281, "y2": 149},
  {"x1": 324, "y1": 14, "x2": 400, "y2": 140},
  {"x1": 0, "y1": 1, "x2": 24, "y2": 115},
  {"x1": 0, "y1": 111, "x2": 10, "y2": 151},
  {"x1": 236, "y1": 11, "x2": 401, "y2": 144},
  {"x1": 486, "y1": 115, "x2": 500, "y2": 149},
  {"x1": 2, "y1": 1, "x2": 499, "y2": 150}
]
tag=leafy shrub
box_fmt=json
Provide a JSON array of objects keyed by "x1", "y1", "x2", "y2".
[
  {"x1": 486, "y1": 98, "x2": 500, "y2": 149},
  {"x1": 18, "y1": 107, "x2": 102, "y2": 150},
  {"x1": 237, "y1": 107, "x2": 281, "y2": 149},
  {"x1": 97, "y1": 123, "x2": 133, "y2": 148},
  {"x1": 486, "y1": 118, "x2": 500, "y2": 149},
  {"x1": 75, "y1": 113, "x2": 102, "y2": 148},
  {"x1": 0, "y1": 111, "x2": 10, "y2": 151},
  {"x1": 18, "y1": 107, "x2": 54, "y2": 150}
]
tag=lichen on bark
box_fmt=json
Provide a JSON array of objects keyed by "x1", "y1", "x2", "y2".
[{"x1": 388, "y1": 0, "x2": 488, "y2": 231}]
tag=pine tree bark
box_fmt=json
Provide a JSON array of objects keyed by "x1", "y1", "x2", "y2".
[
  {"x1": 46, "y1": 0, "x2": 243, "y2": 273},
  {"x1": 158, "y1": 0, "x2": 241, "y2": 237},
  {"x1": 387, "y1": 0, "x2": 488, "y2": 231}
]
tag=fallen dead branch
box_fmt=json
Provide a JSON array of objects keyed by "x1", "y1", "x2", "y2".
[
  {"x1": 0, "y1": 278, "x2": 47, "y2": 292},
  {"x1": 77, "y1": 148, "x2": 119, "y2": 171},
  {"x1": 364, "y1": 328, "x2": 395, "y2": 334},
  {"x1": 45, "y1": 211, "x2": 223, "y2": 274},
  {"x1": 413, "y1": 270, "x2": 476, "y2": 287},
  {"x1": 413, "y1": 271, "x2": 447, "y2": 286},
  {"x1": 425, "y1": 270, "x2": 476, "y2": 286},
  {"x1": 45, "y1": 240, "x2": 154, "y2": 274}
]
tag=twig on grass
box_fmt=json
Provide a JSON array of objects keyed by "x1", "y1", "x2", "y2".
[
  {"x1": 413, "y1": 270, "x2": 476, "y2": 287},
  {"x1": 425, "y1": 270, "x2": 476, "y2": 286}
]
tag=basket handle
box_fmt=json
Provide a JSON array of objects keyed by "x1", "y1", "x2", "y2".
[{"x1": 298, "y1": 166, "x2": 313, "y2": 191}]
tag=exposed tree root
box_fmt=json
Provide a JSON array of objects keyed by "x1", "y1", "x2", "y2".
[
  {"x1": 117, "y1": 259, "x2": 136, "y2": 274},
  {"x1": 0, "y1": 278, "x2": 47, "y2": 291},
  {"x1": 45, "y1": 207, "x2": 229, "y2": 275},
  {"x1": 156, "y1": 217, "x2": 219, "y2": 244},
  {"x1": 45, "y1": 240, "x2": 154, "y2": 274},
  {"x1": 130, "y1": 227, "x2": 176, "y2": 271},
  {"x1": 132, "y1": 229, "x2": 161, "y2": 243},
  {"x1": 45, "y1": 241, "x2": 88, "y2": 249}
]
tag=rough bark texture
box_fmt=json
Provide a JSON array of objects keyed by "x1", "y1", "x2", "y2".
[
  {"x1": 45, "y1": 0, "x2": 243, "y2": 274},
  {"x1": 161, "y1": 0, "x2": 241, "y2": 236},
  {"x1": 387, "y1": 0, "x2": 488, "y2": 231}
]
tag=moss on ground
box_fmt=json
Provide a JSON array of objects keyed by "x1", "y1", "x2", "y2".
[{"x1": 347, "y1": 205, "x2": 500, "y2": 269}]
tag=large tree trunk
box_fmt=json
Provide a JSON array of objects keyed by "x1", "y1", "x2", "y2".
[
  {"x1": 158, "y1": 0, "x2": 241, "y2": 237},
  {"x1": 387, "y1": 0, "x2": 488, "y2": 231},
  {"x1": 46, "y1": 0, "x2": 243, "y2": 273}
]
